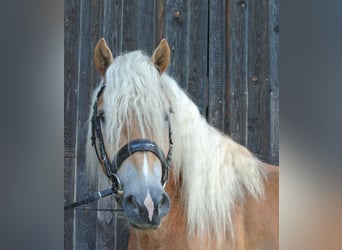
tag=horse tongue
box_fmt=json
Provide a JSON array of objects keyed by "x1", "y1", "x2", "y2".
[{"x1": 143, "y1": 192, "x2": 155, "y2": 222}]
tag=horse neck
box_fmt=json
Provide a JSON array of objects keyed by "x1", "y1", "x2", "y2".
[
  {"x1": 165, "y1": 75, "x2": 264, "y2": 184},
  {"x1": 163, "y1": 74, "x2": 266, "y2": 241}
]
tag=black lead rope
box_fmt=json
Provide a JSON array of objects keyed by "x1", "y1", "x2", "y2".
[{"x1": 64, "y1": 186, "x2": 118, "y2": 210}]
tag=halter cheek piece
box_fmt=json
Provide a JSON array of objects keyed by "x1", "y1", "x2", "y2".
[
  {"x1": 64, "y1": 84, "x2": 173, "y2": 210},
  {"x1": 91, "y1": 84, "x2": 173, "y2": 200}
]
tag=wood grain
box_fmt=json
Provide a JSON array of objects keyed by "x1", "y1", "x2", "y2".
[
  {"x1": 269, "y1": 0, "x2": 279, "y2": 165},
  {"x1": 64, "y1": 0, "x2": 81, "y2": 249},
  {"x1": 122, "y1": 1, "x2": 138, "y2": 52},
  {"x1": 226, "y1": 0, "x2": 248, "y2": 146},
  {"x1": 64, "y1": 0, "x2": 279, "y2": 249},
  {"x1": 208, "y1": 0, "x2": 227, "y2": 130},
  {"x1": 187, "y1": 0, "x2": 209, "y2": 116},
  {"x1": 247, "y1": 0, "x2": 269, "y2": 162},
  {"x1": 165, "y1": 0, "x2": 189, "y2": 90},
  {"x1": 103, "y1": 0, "x2": 123, "y2": 56},
  {"x1": 74, "y1": 1, "x2": 104, "y2": 249}
]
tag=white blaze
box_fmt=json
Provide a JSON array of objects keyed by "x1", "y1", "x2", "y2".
[
  {"x1": 138, "y1": 118, "x2": 149, "y2": 180},
  {"x1": 143, "y1": 154, "x2": 149, "y2": 179},
  {"x1": 144, "y1": 192, "x2": 154, "y2": 222},
  {"x1": 138, "y1": 116, "x2": 154, "y2": 222}
]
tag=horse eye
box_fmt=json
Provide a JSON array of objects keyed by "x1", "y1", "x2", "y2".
[{"x1": 99, "y1": 112, "x2": 106, "y2": 123}]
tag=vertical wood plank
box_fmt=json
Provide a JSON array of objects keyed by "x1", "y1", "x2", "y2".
[
  {"x1": 64, "y1": 0, "x2": 81, "y2": 249},
  {"x1": 122, "y1": 1, "x2": 138, "y2": 52},
  {"x1": 226, "y1": 0, "x2": 248, "y2": 145},
  {"x1": 137, "y1": 0, "x2": 156, "y2": 53},
  {"x1": 247, "y1": 0, "x2": 271, "y2": 162},
  {"x1": 64, "y1": 157, "x2": 76, "y2": 250},
  {"x1": 103, "y1": 0, "x2": 123, "y2": 56},
  {"x1": 165, "y1": 0, "x2": 189, "y2": 90},
  {"x1": 187, "y1": 0, "x2": 209, "y2": 116},
  {"x1": 208, "y1": 0, "x2": 227, "y2": 130},
  {"x1": 75, "y1": 1, "x2": 104, "y2": 249},
  {"x1": 96, "y1": 209, "x2": 116, "y2": 249},
  {"x1": 115, "y1": 213, "x2": 130, "y2": 250},
  {"x1": 64, "y1": 1, "x2": 80, "y2": 151},
  {"x1": 155, "y1": 0, "x2": 166, "y2": 44},
  {"x1": 269, "y1": 0, "x2": 279, "y2": 165}
]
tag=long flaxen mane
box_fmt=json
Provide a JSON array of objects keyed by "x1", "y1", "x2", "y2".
[
  {"x1": 86, "y1": 50, "x2": 266, "y2": 242},
  {"x1": 86, "y1": 51, "x2": 168, "y2": 174}
]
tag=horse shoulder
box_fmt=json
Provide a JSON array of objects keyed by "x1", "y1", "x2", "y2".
[{"x1": 240, "y1": 163, "x2": 279, "y2": 250}]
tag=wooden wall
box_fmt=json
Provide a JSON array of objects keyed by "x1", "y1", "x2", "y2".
[{"x1": 64, "y1": 0, "x2": 279, "y2": 249}]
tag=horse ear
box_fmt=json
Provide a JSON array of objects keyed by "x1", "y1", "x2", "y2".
[
  {"x1": 151, "y1": 39, "x2": 171, "y2": 74},
  {"x1": 94, "y1": 38, "x2": 114, "y2": 76}
]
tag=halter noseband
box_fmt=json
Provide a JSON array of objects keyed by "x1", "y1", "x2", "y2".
[{"x1": 90, "y1": 84, "x2": 173, "y2": 200}]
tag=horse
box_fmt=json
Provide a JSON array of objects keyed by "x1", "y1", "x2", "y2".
[{"x1": 86, "y1": 38, "x2": 279, "y2": 250}]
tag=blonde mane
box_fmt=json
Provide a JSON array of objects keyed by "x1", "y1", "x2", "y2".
[
  {"x1": 87, "y1": 51, "x2": 168, "y2": 160},
  {"x1": 86, "y1": 50, "x2": 266, "y2": 242},
  {"x1": 162, "y1": 74, "x2": 266, "y2": 240}
]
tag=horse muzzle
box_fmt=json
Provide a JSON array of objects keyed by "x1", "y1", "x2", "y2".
[{"x1": 122, "y1": 189, "x2": 170, "y2": 229}]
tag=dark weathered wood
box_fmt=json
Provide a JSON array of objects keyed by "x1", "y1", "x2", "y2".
[
  {"x1": 122, "y1": 1, "x2": 138, "y2": 52},
  {"x1": 187, "y1": 0, "x2": 209, "y2": 116},
  {"x1": 64, "y1": 0, "x2": 81, "y2": 249},
  {"x1": 137, "y1": 0, "x2": 156, "y2": 53},
  {"x1": 268, "y1": 0, "x2": 279, "y2": 165},
  {"x1": 155, "y1": 0, "x2": 166, "y2": 44},
  {"x1": 64, "y1": 157, "x2": 76, "y2": 250},
  {"x1": 208, "y1": 0, "x2": 227, "y2": 130},
  {"x1": 115, "y1": 213, "x2": 130, "y2": 250},
  {"x1": 247, "y1": 0, "x2": 271, "y2": 162},
  {"x1": 165, "y1": 0, "x2": 189, "y2": 90},
  {"x1": 74, "y1": 1, "x2": 104, "y2": 249},
  {"x1": 64, "y1": 0, "x2": 80, "y2": 152},
  {"x1": 103, "y1": 0, "x2": 123, "y2": 56},
  {"x1": 226, "y1": 0, "x2": 248, "y2": 146},
  {"x1": 96, "y1": 210, "x2": 115, "y2": 249}
]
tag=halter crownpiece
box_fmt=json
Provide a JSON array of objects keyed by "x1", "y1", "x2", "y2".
[{"x1": 91, "y1": 84, "x2": 173, "y2": 199}]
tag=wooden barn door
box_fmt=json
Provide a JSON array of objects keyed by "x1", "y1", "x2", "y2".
[{"x1": 64, "y1": 0, "x2": 279, "y2": 249}]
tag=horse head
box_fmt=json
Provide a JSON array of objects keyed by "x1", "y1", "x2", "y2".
[{"x1": 91, "y1": 38, "x2": 172, "y2": 229}]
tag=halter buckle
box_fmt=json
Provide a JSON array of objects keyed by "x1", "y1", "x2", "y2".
[{"x1": 111, "y1": 173, "x2": 123, "y2": 201}]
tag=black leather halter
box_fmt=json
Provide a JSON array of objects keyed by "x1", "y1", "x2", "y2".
[{"x1": 90, "y1": 84, "x2": 173, "y2": 199}]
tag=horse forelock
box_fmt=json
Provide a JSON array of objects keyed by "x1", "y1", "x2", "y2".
[
  {"x1": 85, "y1": 50, "x2": 169, "y2": 188},
  {"x1": 100, "y1": 51, "x2": 168, "y2": 157}
]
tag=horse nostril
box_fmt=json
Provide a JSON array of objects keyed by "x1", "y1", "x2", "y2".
[
  {"x1": 158, "y1": 193, "x2": 170, "y2": 213},
  {"x1": 124, "y1": 195, "x2": 138, "y2": 209}
]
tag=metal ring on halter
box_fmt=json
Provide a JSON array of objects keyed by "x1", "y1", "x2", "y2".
[
  {"x1": 162, "y1": 172, "x2": 168, "y2": 188},
  {"x1": 111, "y1": 173, "x2": 123, "y2": 200}
]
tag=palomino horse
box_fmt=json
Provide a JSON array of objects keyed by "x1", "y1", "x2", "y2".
[{"x1": 87, "y1": 38, "x2": 279, "y2": 249}]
